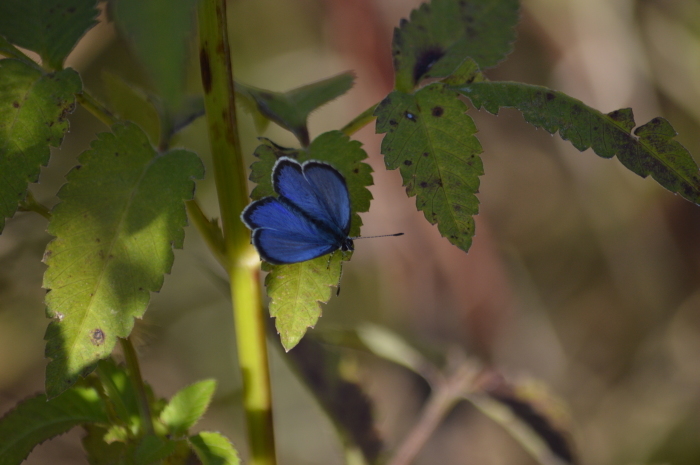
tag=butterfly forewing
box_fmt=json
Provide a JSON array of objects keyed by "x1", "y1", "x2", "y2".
[{"x1": 242, "y1": 196, "x2": 343, "y2": 264}]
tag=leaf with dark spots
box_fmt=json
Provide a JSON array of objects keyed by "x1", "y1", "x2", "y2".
[
  {"x1": 236, "y1": 72, "x2": 355, "y2": 146},
  {"x1": 458, "y1": 81, "x2": 700, "y2": 205},
  {"x1": 0, "y1": 62, "x2": 81, "y2": 233},
  {"x1": 43, "y1": 122, "x2": 204, "y2": 397},
  {"x1": 392, "y1": 0, "x2": 519, "y2": 92},
  {"x1": 376, "y1": 83, "x2": 483, "y2": 253}
]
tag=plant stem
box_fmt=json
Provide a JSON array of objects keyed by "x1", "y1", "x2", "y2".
[
  {"x1": 197, "y1": 1, "x2": 277, "y2": 464},
  {"x1": 76, "y1": 92, "x2": 117, "y2": 128},
  {"x1": 386, "y1": 364, "x2": 477, "y2": 465},
  {"x1": 120, "y1": 337, "x2": 155, "y2": 436},
  {"x1": 18, "y1": 191, "x2": 51, "y2": 219},
  {"x1": 341, "y1": 103, "x2": 379, "y2": 136},
  {"x1": 185, "y1": 199, "x2": 227, "y2": 269}
]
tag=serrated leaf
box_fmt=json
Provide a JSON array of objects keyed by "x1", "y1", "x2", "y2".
[
  {"x1": 0, "y1": 386, "x2": 107, "y2": 465},
  {"x1": 112, "y1": 0, "x2": 198, "y2": 112},
  {"x1": 160, "y1": 379, "x2": 216, "y2": 437},
  {"x1": 43, "y1": 122, "x2": 204, "y2": 397},
  {"x1": 236, "y1": 72, "x2": 355, "y2": 146},
  {"x1": 0, "y1": 0, "x2": 99, "y2": 70},
  {"x1": 248, "y1": 131, "x2": 373, "y2": 350},
  {"x1": 189, "y1": 432, "x2": 240, "y2": 465},
  {"x1": 0, "y1": 60, "x2": 80, "y2": 233},
  {"x1": 458, "y1": 81, "x2": 700, "y2": 205},
  {"x1": 102, "y1": 71, "x2": 160, "y2": 145},
  {"x1": 392, "y1": 0, "x2": 519, "y2": 92},
  {"x1": 375, "y1": 83, "x2": 484, "y2": 253}
]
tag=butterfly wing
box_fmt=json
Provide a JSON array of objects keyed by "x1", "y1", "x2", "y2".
[
  {"x1": 242, "y1": 196, "x2": 339, "y2": 264},
  {"x1": 273, "y1": 157, "x2": 351, "y2": 236}
]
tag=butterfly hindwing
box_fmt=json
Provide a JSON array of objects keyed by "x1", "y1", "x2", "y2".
[
  {"x1": 273, "y1": 157, "x2": 350, "y2": 237},
  {"x1": 301, "y1": 162, "x2": 352, "y2": 235}
]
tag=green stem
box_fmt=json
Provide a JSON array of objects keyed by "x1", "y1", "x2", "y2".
[
  {"x1": 18, "y1": 191, "x2": 51, "y2": 219},
  {"x1": 76, "y1": 92, "x2": 118, "y2": 128},
  {"x1": 197, "y1": 1, "x2": 277, "y2": 464},
  {"x1": 341, "y1": 103, "x2": 379, "y2": 136},
  {"x1": 120, "y1": 337, "x2": 155, "y2": 436},
  {"x1": 186, "y1": 200, "x2": 227, "y2": 269}
]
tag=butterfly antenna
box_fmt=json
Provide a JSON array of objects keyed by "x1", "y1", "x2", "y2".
[{"x1": 353, "y1": 232, "x2": 404, "y2": 240}]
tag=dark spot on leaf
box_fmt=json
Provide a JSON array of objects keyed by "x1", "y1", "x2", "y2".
[
  {"x1": 12, "y1": 101, "x2": 19, "y2": 108},
  {"x1": 108, "y1": 254, "x2": 114, "y2": 259},
  {"x1": 399, "y1": 18, "x2": 408, "y2": 27},
  {"x1": 74, "y1": 165, "x2": 81, "y2": 170},
  {"x1": 139, "y1": 287, "x2": 144, "y2": 291},
  {"x1": 422, "y1": 152, "x2": 429, "y2": 157},
  {"x1": 353, "y1": 168, "x2": 359, "y2": 173},
  {"x1": 199, "y1": 48, "x2": 212, "y2": 94},
  {"x1": 546, "y1": 92, "x2": 555, "y2": 101},
  {"x1": 405, "y1": 111, "x2": 416, "y2": 122},
  {"x1": 90, "y1": 329, "x2": 105, "y2": 346},
  {"x1": 114, "y1": 152, "x2": 119, "y2": 156},
  {"x1": 389, "y1": 119, "x2": 398, "y2": 126},
  {"x1": 404, "y1": 160, "x2": 412, "y2": 166},
  {"x1": 432, "y1": 106, "x2": 444, "y2": 117},
  {"x1": 413, "y1": 47, "x2": 445, "y2": 83},
  {"x1": 420, "y1": 181, "x2": 428, "y2": 188},
  {"x1": 67, "y1": 7, "x2": 75, "y2": 13}
]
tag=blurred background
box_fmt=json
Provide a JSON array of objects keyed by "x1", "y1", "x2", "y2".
[{"x1": 2, "y1": 0, "x2": 700, "y2": 463}]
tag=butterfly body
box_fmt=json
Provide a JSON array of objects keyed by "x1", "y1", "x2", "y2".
[{"x1": 241, "y1": 157, "x2": 354, "y2": 265}]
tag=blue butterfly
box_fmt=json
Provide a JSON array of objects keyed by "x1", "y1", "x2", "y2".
[{"x1": 241, "y1": 157, "x2": 356, "y2": 265}]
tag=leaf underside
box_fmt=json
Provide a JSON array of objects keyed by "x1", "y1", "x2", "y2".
[
  {"x1": 112, "y1": 0, "x2": 198, "y2": 111},
  {"x1": 458, "y1": 81, "x2": 700, "y2": 205},
  {"x1": 0, "y1": 0, "x2": 99, "y2": 70},
  {"x1": 392, "y1": 0, "x2": 519, "y2": 92},
  {"x1": 0, "y1": 60, "x2": 81, "y2": 233},
  {"x1": 0, "y1": 386, "x2": 107, "y2": 465},
  {"x1": 43, "y1": 122, "x2": 204, "y2": 397},
  {"x1": 236, "y1": 72, "x2": 355, "y2": 146},
  {"x1": 375, "y1": 83, "x2": 484, "y2": 253},
  {"x1": 248, "y1": 131, "x2": 373, "y2": 350}
]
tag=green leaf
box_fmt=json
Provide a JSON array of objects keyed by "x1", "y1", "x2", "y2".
[
  {"x1": 133, "y1": 435, "x2": 180, "y2": 464},
  {"x1": 0, "y1": 386, "x2": 108, "y2": 465},
  {"x1": 392, "y1": 0, "x2": 519, "y2": 92},
  {"x1": 0, "y1": 0, "x2": 99, "y2": 70},
  {"x1": 82, "y1": 424, "x2": 129, "y2": 465},
  {"x1": 236, "y1": 72, "x2": 355, "y2": 146},
  {"x1": 160, "y1": 379, "x2": 216, "y2": 437},
  {"x1": 112, "y1": 0, "x2": 198, "y2": 112},
  {"x1": 248, "y1": 131, "x2": 373, "y2": 350},
  {"x1": 102, "y1": 71, "x2": 160, "y2": 145},
  {"x1": 458, "y1": 81, "x2": 700, "y2": 205},
  {"x1": 189, "y1": 432, "x2": 240, "y2": 465},
  {"x1": 375, "y1": 83, "x2": 484, "y2": 253},
  {"x1": 0, "y1": 60, "x2": 80, "y2": 233},
  {"x1": 43, "y1": 122, "x2": 204, "y2": 397},
  {"x1": 94, "y1": 359, "x2": 147, "y2": 433}
]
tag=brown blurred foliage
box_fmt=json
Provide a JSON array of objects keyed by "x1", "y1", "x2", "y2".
[{"x1": 1, "y1": 0, "x2": 700, "y2": 464}]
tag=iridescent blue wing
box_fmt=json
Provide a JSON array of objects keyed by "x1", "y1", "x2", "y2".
[
  {"x1": 302, "y1": 161, "x2": 352, "y2": 235},
  {"x1": 241, "y1": 196, "x2": 340, "y2": 264},
  {"x1": 273, "y1": 157, "x2": 351, "y2": 236}
]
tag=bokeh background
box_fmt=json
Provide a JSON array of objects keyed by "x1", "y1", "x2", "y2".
[{"x1": 2, "y1": 0, "x2": 700, "y2": 464}]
